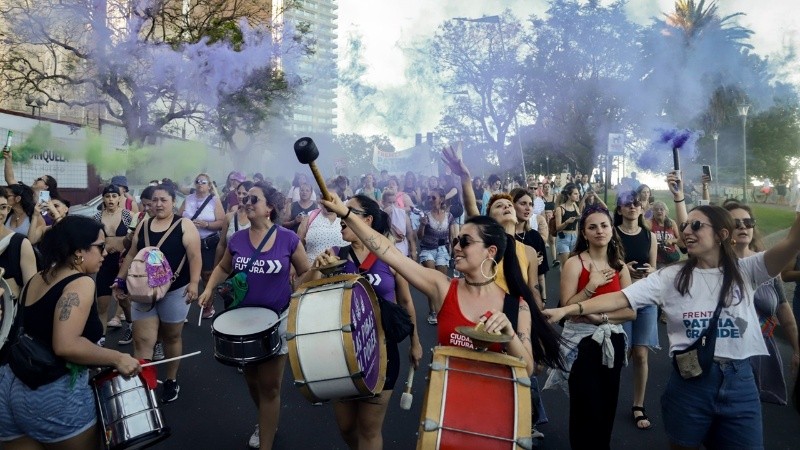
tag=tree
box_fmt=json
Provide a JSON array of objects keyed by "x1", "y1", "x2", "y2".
[
  {"x1": 429, "y1": 11, "x2": 532, "y2": 170},
  {"x1": 0, "y1": 0, "x2": 305, "y2": 147},
  {"x1": 746, "y1": 99, "x2": 800, "y2": 183}
]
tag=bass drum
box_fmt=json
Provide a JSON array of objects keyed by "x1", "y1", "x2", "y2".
[{"x1": 288, "y1": 274, "x2": 386, "y2": 403}]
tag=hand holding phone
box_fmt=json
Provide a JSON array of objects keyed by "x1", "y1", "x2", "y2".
[
  {"x1": 38, "y1": 190, "x2": 50, "y2": 204},
  {"x1": 702, "y1": 165, "x2": 712, "y2": 182}
]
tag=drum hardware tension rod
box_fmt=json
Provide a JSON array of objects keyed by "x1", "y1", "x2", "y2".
[
  {"x1": 294, "y1": 370, "x2": 368, "y2": 388},
  {"x1": 421, "y1": 421, "x2": 526, "y2": 445},
  {"x1": 440, "y1": 367, "x2": 517, "y2": 383}
]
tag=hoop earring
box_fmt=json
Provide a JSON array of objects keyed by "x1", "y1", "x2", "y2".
[
  {"x1": 480, "y1": 257, "x2": 498, "y2": 280},
  {"x1": 72, "y1": 255, "x2": 84, "y2": 267}
]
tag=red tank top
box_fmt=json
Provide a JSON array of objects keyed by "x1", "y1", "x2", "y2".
[
  {"x1": 437, "y1": 279, "x2": 506, "y2": 353},
  {"x1": 576, "y1": 254, "x2": 621, "y2": 297}
]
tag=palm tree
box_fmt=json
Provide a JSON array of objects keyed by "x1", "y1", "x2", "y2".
[{"x1": 663, "y1": 0, "x2": 753, "y2": 49}]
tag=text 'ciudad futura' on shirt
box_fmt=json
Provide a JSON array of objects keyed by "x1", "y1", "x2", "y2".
[{"x1": 233, "y1": 256, "x2": 283, "y2": 274}]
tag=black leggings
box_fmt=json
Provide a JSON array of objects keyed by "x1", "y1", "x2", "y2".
[{"x1": 568, "y1": 333, "x2": 625, "y2": 450}]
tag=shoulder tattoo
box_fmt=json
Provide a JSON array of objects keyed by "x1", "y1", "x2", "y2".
[{"x1": 57, "y1": 293, "x2": 80, "y2": 321}]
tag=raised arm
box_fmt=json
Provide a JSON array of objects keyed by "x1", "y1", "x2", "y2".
[
  {"x1": 667, "y1": 170, "x2": 688, "y2": 225},
  {"x1": 442, "y1": 145, "x2": 479, "y2": 218},
  {"x1": 3, "y1": 146, "x2": 18, "y2": 186},
  {"x1": 320, "y1": 194, "x2": 451, "y2": 303},
  {"x1": 763, "y1": 210, "x2": 800, "y2": 277}
]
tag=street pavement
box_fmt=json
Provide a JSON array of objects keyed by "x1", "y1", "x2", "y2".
[{"x1": 103, "y1": 260, "x2": 800, "y2": 449}]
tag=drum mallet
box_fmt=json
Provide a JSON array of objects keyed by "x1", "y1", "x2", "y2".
[
  {"x1": 400, "y1": 365, "x2": 415, "y2": 410},
  {"x1": 294, "y1": 137, "x2": 332, "y2": 201}
]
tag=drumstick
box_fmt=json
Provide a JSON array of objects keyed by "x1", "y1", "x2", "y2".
[
  {"x1": 197, "y1": 305, "x2": 203, "y2": 327},
  {"x1": 265, "y1": 311, "x2": 289, "y2": 329},
  {"x1": 141, "y1": 351, "x2": 201, "y2": 368},
  {"x1": 400, "y1": 365, "x2": 415, "y2": 410},
  {"x1": 294, "y1": 137, "x2": 332, "y2": 201}
]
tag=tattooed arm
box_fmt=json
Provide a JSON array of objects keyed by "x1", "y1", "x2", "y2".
[
  {"x1": 320, "y1": 194, "x2": 451, "y2": 307},
  {"x1": 51, "y1": 276, "x2": 140, "y2": 375},
  {"x1": 505, "y1": 300, "x2": 534, "y2": 375}
]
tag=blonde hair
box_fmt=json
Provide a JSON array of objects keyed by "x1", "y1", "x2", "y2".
[{"x1": 196, "y1": 172, "x2": 220, "y2": 198}]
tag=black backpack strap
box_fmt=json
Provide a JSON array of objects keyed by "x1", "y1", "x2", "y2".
[{"x1": 190, "y1": 195, "x2": 214, "y2": 221}]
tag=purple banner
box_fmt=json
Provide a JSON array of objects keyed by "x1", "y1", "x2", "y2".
[{"x1": 350, "y1": 282, "x2": 381, "y2": 391}]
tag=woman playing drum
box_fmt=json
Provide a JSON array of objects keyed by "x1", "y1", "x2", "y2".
[
  {"x1": 319, "y1": 194, "x2": 563, "y2": 377},
  {"x1": 198, "y1": 182, "x2": 310, "y2": 449},
  {"x1": 0, "y1": 216, "x2": 141, "y2": 449},
  {"x1": 310, "y1": 194, "x2": 422, "y2": 450}
]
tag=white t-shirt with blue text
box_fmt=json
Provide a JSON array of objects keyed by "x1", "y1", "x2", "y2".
[{"x1": 622, "y1": 252, "x2": 770, "y2": 359}]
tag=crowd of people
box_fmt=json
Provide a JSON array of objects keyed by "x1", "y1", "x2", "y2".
[{"x1": 1, "y1": 140, "x2": 799, "y2": 450}]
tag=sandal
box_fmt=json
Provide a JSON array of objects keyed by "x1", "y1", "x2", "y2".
[{"x1": 632, "y1": 406, "x2": 652, "y2": 430}]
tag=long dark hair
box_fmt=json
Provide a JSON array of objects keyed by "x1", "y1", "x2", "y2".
[
  {"x1": 253, "y1": 182, "x2": 285, "y2": 222},
  {"x1": 42, "y1": 175, "x2": 60, "y2": 199},
  {"x1": 8, "y1": 183, "x2": 35, "y2": 218},
  {"x1": 466, "y1": 215, "x2": 565, "y2": 370},
  {"x1": 559, "y1": 183, "x2": 578, "y2": 204},
  {"x1": 674, "y1": 205, "x2": 745, "y2": 306},
  {"x1": 571, "y1": 204, "x2": 626, "y2": 272},
  {"x1": 351, "y1": 194, "x2": 390, "y2": 235},
  {"x1": 722, "y1": 201, "x2": 764, "y2": 252},
  {"x1": 40, "y1": 216, "x2": 104, "y2": 282}
]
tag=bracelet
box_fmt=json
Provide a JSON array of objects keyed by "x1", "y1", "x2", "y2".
[
  {"x1": 601, "y1": 313, "x2": 609, "y2": 324},
  {"x1": 584, "y1": 288, "x2": 595, "y2": 298},
  {"x1": 673, "y1": 198, "x2": 685, "y2": 203},
  {"x1": 577, "y1": 302, "x2": 584, "y2": 315},
  {"x1": 341, "y1": 207, "x2": 352, "y2": 220}
]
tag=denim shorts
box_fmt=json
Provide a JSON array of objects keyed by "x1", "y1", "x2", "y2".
[
  {"x1": 0, "y1": 366, "x2": 96, "y2": 443},
  {"x1": 419, "y1": 245, "x2": 450, "y2": 267},
  {"x1": 131, "y1": 284, "x2": 191, "y2": 324},
  {"x1": 622, "y1": 305, "x2": 660, "y2": 349},
  {"x1": 661, "y1": 359, "x2": 763, "y2": 449},
  {"x1": 556, "y1": 232, "x2": 577, "y2": 254}
]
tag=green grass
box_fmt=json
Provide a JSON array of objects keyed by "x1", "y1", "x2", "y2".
[{"x1": 647, "y1": 190, "x2": 795, "y2": 237}]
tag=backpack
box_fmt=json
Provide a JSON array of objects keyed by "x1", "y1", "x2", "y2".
[{"x1": 126, "y1": 218, "x2": 186, "y2": 307}]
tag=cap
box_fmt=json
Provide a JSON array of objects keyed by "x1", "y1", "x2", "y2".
[
  {"x1": 229, "y1": 171, "x2": 246, "y2": 182},
  {"x1": 102, "y1": 184, "x2": 122, "y2": 196},
  {"x1": 110, "y1": 175, "x2": 128, "y2": 190}
]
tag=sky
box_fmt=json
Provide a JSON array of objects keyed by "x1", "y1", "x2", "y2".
[{"x1": 335, "y1": 0, "x2": 800, "y2": 146}]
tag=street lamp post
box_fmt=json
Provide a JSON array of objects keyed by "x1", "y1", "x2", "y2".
[
  {"x1": 712, "y1": 131, "x2": 719, "y2": 199},
  {"x1": 738, "y1": 104, "x2": 750, "y2": 203},
  {"x1": 545, "y1": 155, "x2": 550, "y2": 176}
]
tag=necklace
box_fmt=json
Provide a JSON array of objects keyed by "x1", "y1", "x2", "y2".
[
  {"x1": 464, "y1": 277, "x2": 495, "y2": 287},
  {"x1": 617, "y1": 224, "x2": 641, "y2": 235}
]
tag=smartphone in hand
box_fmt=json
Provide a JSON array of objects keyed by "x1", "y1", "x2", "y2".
[
  {"x1": 702, "y1": 165, "x2": 712, "y2": 182},
  {"x1": 38, "y1": 190, "x2": 50, "y2": 204}
]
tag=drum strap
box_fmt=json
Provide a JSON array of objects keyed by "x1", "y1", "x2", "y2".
[
  {"x1": 345, "y1": 246, "x2": 378, "y2": 273},
  {"x1": 239, "y1": 225, "x2": 278, "y2": 276}
]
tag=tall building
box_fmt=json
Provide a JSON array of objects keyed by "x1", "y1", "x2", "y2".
[{"x1": 277, "y1": 0, "x2": 338, "y2": 135}]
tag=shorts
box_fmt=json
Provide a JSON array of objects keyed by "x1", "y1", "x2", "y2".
[
  {"x1": 661, "y1": 359, "x2": 762, "y2": 449},
  {"x1": 556, "y1": 232, "x2": 577, "y2": 254},
  {"x1": 0, "y1": 366, "x2": 96, "y2": 443},
  {"x1": 419, "y1": 245, "x2": 450, "y2": 267},
  {"x1": 96, "y1": 256, "x2": 121, "y2": 297},
  {"x1": 622, "y1": 305, "x2": 660, "y2": 349},
  {"x1": 131, "y1": 284, "x2": 191, "y2": 324}
]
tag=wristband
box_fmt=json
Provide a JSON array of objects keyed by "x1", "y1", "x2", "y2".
[
  {"x1": 673, "y1": 198, "x2": 685, "y2": 203},
  {"x1": 341, "y1": 207, "x2": 352, "y2": 220},
  {"x1": 577, "y1": 302, "x2": 584, "y2": 316},
  {"x1": 114, "y1": 277, "x2": 126, "y2": 289}
]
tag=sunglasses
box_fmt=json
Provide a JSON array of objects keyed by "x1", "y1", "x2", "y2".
[
  {"x1": 35, "y1": 177, "x2": 46, "y2": 183},
  {"x1": 243, "y1": 195, "x2": 261, "y2": 205},
  {"x1": 680, "y1": 220, "x2": 713, "y2": 232},
  {"x1": 734, "y1": 218, "x2": 756, "y2": 229},
  {"x1": 622, "y1": 201, "x2": 641, "y2": 208},
  {"x1": 90, "y1": 242, "x2": 106, "y2": 253},
  {"x1": 453, "y1": 235, "x2": 484, "y2": 248},
  {"x1": 195, "y1": 179, "x2": 209, "y2": 185}
]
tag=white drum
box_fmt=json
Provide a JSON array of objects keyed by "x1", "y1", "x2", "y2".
[
  {"x1": 211, "y1": 307, "x2": 282, "y2": 366},
  {"x1": 288, "y1": 274, "x2": 386, "y2": 403}
]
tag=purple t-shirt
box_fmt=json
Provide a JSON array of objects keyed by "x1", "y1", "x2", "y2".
[
  {"x1": 228, "y1": 226, "x2": 299, "y2": 311},
  {"x1": 342, "y1": 251, "x2": 397, "y2": 303}
]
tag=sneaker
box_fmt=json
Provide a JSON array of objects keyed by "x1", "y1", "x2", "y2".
[
  {"x1": 248, "y1": 424, "x2": 260, "y2": 448},
  {"x1": 153, "y1": 342, "x2": 165, "y2": 361},
  {"x1": 427, "y1": 312, "x2": 437, "y2": 325},
  {"x1": 118, "y1": 324, "x2": 133, "y2": 345},
  {"x1": 532, "y1": 427, "x2": 545, "y2": 439},
  {"x1": 161, "y1": 379, "x2": 180, "y2": 403},
  {"x1": 107, "y1": 317, "x2": 122, "y2": 328},
  {"x1": 202, "y1": 304, "x2": 216, "y2": 319},
  {"x1": 97, "y1": 336, "x2": 106, "y2": 347}
]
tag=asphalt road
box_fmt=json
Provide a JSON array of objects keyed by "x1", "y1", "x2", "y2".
[{"x1": 102, "y1": 262, "x2": 800, "y2": 450}]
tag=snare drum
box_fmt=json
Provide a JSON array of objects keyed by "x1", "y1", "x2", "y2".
[
  {"x1": 211, "y1": 307, "x2": 282, "y2": 366},
  {"x1": 288, "y1": 274, "x2": 387, "y2": 403},
  {"x1": 91, "y1": 369, "x2": 170, "y2": 450},
  {"x1": 0, "y1": 275, "x2": 14, "y2": 352},
  {"x1": 417, "y1": 346, "x2": 533, "y2": 450}
]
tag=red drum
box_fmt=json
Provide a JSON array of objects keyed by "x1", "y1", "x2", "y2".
[
  {"x1": 288, "y1": 274, "x2": 386, "y2": 403},
  {"x1": 417, "y1": 346, "x2": 532, "y2": 450}
]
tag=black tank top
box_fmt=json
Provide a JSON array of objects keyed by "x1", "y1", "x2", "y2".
[
  {"x1": 561, "y1": 206, "x2": 579, "y2": 231},
  {"x1": 0, "y1": 233, "x2": 26, "y2": 287},
  {"x1": 24, "y1": 273, "x2": 103, "y2": 349},
  {"x1": 618, "y1": 227, "x2": 651, "y2": 266},
  {"x1": 543, "y1": 194, "x2": 556, "y2": 211},
  {"x1": 138, "y1": 215, "x2": 190, "y2": 290}
]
